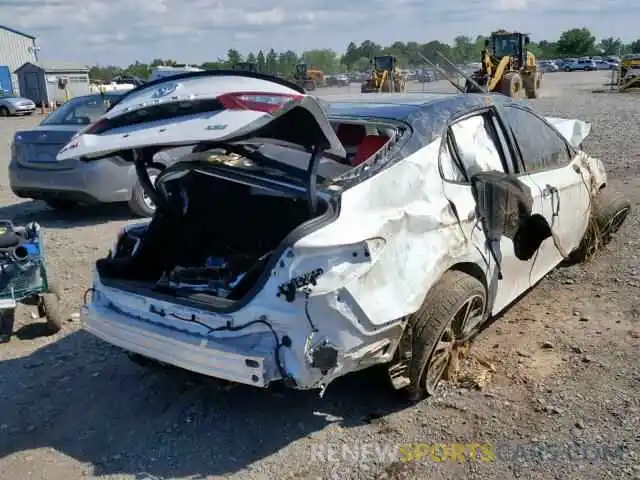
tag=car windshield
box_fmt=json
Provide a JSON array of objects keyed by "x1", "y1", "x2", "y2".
[{"x1": 41, "y1": 94, "x2": 122, "y2": 125}]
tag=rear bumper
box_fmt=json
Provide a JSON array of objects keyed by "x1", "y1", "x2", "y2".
[
  {"x1": 9, "y1": 158, "x2": 136, "y2": 204},
  {"x1": 80, "y1": 302, "x2": 274, "y2": 387}
]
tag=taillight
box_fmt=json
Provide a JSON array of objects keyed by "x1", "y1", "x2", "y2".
[
  {"x1": 217, "y1": 92, "x2": 303, "y2": 113},
  {"x1": 83, "y1": 117, "x2": 108, "y2": 135}
]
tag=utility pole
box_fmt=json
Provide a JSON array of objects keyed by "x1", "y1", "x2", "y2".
[{"x1": 28, "y1": 42, "x2": 41, "y2": 63}]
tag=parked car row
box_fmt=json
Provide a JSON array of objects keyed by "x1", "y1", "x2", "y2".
[{"x1": 538, "y1": 57, "x2": 619, "y2": 73}]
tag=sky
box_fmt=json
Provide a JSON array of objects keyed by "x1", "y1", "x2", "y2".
[{"x1": 2, "y1": 0, "x2": 638, "y2": 66}]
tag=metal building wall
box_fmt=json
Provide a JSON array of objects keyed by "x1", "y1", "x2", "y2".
[{"x1": 0, "y1": 27, "x2": 37, "y2": 95}]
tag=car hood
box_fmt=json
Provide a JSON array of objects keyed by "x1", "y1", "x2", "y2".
[
  {"x1": 1, "y1": 96, "x2": 34, "y2": 106},
  {"x1": 56, "y1": 71, "x2": 347, "y2": 166}
]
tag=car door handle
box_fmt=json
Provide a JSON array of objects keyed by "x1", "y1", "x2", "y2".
[{"x1": 542, "y1": 184, "x2": 554, "y2": 198}]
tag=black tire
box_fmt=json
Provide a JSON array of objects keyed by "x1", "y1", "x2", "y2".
[
  {"x1": 0, "y1": 308, "x2": 16, "y2": 343},
  {"x1": 592, "y1": 189, "x2": 631, "y2": 244},
  {"x1": 404, "y1": 271, "x2": 487, "y2": 401},
  {"x1": 501, "y1": 72, "x2": 523, "y2": 98},
  {"x1": 567, "y1": 189, "x2": 631, "y2": 263},
  {"x1": 42, "y1": 278, "x2": 65, "y2": 333},
  {"x1": 525, "y1": 73, "x2": 540, "y2": 99},
  {"x1": 45, "y1": 199, "x2": 78, "y2": 211},
  {"x1": 0, "y1": 106, "x2": 10, "y2": 117},
  {"x1": 128, "y1": 167, "x2": 161, "y2": 217}
]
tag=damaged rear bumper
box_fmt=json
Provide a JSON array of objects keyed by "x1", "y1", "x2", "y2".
[{"x1": 80, "y1": 302, "x2": 276, "y2": 387}]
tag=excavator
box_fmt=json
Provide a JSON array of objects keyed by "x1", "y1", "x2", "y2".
[
  {"x1": 292, "y1": 63, "x2": 324, "y2": 91},
  {"x1": 465, "y1": 30, "x2": 541, "y2": 98},
  {"x1": 361, "y1": 55, "x2": 407, "y2": 93}
]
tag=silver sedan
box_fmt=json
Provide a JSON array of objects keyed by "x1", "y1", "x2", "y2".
[{"x1": 0, "y1": 91, "x2": 36, "y2": 116}]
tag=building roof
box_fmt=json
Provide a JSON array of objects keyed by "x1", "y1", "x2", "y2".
[
  {"x1": 0, "y1": 24, "x2": 36, "y2": 40},
  {"x1": 15, "y1": 61, "x2": 90, "y2": 74}
]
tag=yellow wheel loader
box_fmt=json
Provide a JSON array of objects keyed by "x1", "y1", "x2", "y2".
[
  {"x1": 360, "y1": 56, "x2": 407, "y2": 93},
  {"x1": 465, "y1": 31, "x2": 541, "y2": 99},
  {"x1": 614, "y1": 54, "x2": 640, "y2": 92},
  {"x1": 292, "y1": 63, "x2": 324, "y2": 91}
]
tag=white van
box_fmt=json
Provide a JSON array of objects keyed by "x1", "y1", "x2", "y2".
[{"x1": 148, "y1": 65, "x2": 204, "y2": 82}]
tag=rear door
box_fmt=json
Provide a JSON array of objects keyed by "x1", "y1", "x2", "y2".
[
  {"x1": 440, "y1": 108, "x2": 544, "y2": 314},
  {"x1": 57, "y1": 71, "x2": 346, "y2": 163},
  {"x1": 498, "y1": 104, "x2": 591, "y2": 284}
]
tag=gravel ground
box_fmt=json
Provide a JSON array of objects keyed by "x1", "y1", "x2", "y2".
[{"x1": 0, "y1": 71, "x2": 638, "y2": 480}]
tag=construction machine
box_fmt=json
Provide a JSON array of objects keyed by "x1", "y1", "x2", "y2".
[
  {"x1": 233, "y1": 62, "x2": 258, "y2": 72},
  {"x1": 465, "y1": 30, "x2": 541, "y2": 98},
  {"x1": 292, "y1": 63, "x2": 324, "y2": 91},
  {"x1": 614, "y1": 54, "x2": 640, "y2": 92},
  {"x1": 360, "y1": 56, "x2": 407, "y2": 93}
]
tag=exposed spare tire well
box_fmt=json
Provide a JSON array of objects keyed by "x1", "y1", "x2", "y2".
[{"x1": 97, "y1": 163, "x2": 336, "y2": 310}]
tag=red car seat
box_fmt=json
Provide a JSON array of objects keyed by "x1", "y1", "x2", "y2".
[{"x1": 352, "y1": 135, "x2": 389, "y2": 166}]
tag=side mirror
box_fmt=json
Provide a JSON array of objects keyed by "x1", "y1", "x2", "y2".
[
  {"x1": 484, "y1": 39, "x2": 490, "y2": 47},
  {"x1": 524, "y1": 36, "x2": 530, "y2": 45}
]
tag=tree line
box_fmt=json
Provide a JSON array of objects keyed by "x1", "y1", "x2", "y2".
[{"x1": 89, "y1": 27, "x2": 640, "y2": 82}]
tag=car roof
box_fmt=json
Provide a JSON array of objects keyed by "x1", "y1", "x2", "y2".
[{"x1": 324, "y1": 92, "x2": 509, "y2": 122}]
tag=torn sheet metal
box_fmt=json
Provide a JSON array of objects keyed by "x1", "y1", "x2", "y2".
[{"x1": 545, "y1": 117, "x2": 591, "y2": 148}]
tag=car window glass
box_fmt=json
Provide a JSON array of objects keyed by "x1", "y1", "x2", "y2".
[
  {"x1": 501, "y1": 106, "x2": 572, "y2": 172},
  {"x1": 449, "y1": 115, "x2": 505, "y2": 178},
  {"x1": 439, "y1": 139, "x2": 465, "y2": 182},
  {"x1": 41, "y1": 95, "x2": 119, "y2": 125}
]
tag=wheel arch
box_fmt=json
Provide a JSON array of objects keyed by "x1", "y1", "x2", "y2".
[{"x1": 448, "y1": 261, "x2": 488, "y2": 294}]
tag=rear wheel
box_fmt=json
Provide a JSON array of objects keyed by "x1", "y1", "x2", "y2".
[
  {"x1": 0, "y1": 106, "x2": 10, "y2": 117},
  {"x1": 501, "y1": 72, "x2": 523, "y2": 98},
  {"x1": 568, "y1": 189, "x2": 631, "y2": 263},
  {"x1": 404, "y1": 271, "x2": 487, "y2": 401},
  {"x1": 128, "y1": 167, "x2": 161, "y2": 217}
]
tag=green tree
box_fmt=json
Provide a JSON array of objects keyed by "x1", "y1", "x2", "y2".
[
  {"x1": 598, "y1": 37, "x2": 622, "y2": 56},
  {"x1": 629, "y1": 39, "x2": 640, "y2": 53},
  {"x1": 301, "y1": 49, "x2": 339, "y2": 73},
  {"x1": 277, "y1": 50, "x2": 298, "y2": 74},
  {"x1": 342, "y1": 41, "x2": 359, "y2": 68},
  {"x1": 265, "y1": 48, "x2": 278, "y2": 73},
  {"x1": 256, "y1": 50, "x2": 266, "y2": 71},
  {"x1": 246, "y1": 52, "x2": 257, "y2": 64},
  {"x1": 358, "y1": 40, "x2": 383, "y2": 59},
  {"x1": 451, "y1": 35, "x2": 475, "y2": 63},
  {"x1": 352, "y1": 56, "x2": 371, "y2": 71},
  {"x1": 556, "y1": 28, "x2": 596, "y2": 57},
  {"x1": 226, "y1": 49, "x2": 242, "y2": 66}
]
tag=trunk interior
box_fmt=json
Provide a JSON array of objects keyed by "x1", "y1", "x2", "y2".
[{"x1": 96, "y1": 167, "x2": 330, "y2": 302}]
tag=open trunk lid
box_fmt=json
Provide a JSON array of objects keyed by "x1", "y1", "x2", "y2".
[{"x1": 56, "y1": 71, "x2": 347, "y2": 164}]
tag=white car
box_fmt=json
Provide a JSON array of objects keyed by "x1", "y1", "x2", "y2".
[{"x1": 61, "y1": 71, "x2": 630, "y2": 400}]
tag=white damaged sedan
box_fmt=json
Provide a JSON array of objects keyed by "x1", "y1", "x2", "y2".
[{"x1": 61, "y1": 71, "x2": 630, "y2": 400}]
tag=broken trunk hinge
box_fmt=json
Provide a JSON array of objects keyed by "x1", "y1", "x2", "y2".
[{"x1": 306, "y1": 145, "x2": 321, "y2": 217}]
